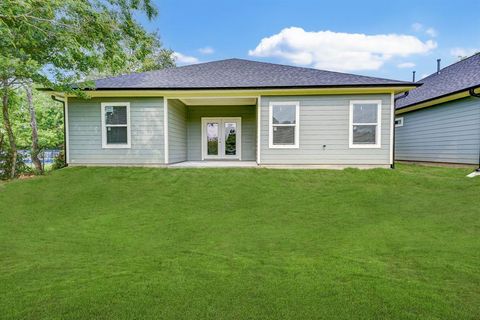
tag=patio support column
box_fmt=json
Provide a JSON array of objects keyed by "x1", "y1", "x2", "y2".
[
  {"x1": 164, "y1": 98, "x2": 169, "y2": 164},
  {"x1": 256, "y1": 96, "x2": 261, "y2": 164}
]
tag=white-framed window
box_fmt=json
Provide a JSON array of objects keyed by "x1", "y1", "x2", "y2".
[
  {"x1": 349, "y1": 100, "x2": 382, "y2": 148},
  {"x1": 395, "y1": 117, "x2": 404, "y2": 127},
  {"x1": 269, "y1": 101, "x2": 300, "y2": 148},
  {"x1": 101, "y1": 102, "x2": 131, "y2": 148}
]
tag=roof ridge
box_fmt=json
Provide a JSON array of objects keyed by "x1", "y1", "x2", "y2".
[
  {"x1": 225, "y1": 58, "x2": 409, "y2": 83},
  {"x1": 87, "y1": 57, "x2": 417, "y2": 91},
  {"x1": 418, "y1": 52, "x2": 480, "y2": 82},
  {"x1": 92, "y1": 59, "x2": 240, "y2": 82},
  {"x1": 91, "y1": 57, "x2": 411, "y2": 84},
  {"x1": 228, "y1": 58, "x2": 409, "y2": 83}
]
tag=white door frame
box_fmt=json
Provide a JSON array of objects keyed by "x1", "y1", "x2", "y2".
[{"x1": 201, "y1": 117, "x2": 242, "y2": 160}]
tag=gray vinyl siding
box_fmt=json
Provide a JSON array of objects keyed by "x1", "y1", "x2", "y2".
[
  {"x1": 68, "y1": 97, "x2": 164, "y2": 165},
  {"x1": 186, "y1": 105, "x2": 256, "y2": 161},
  {"x1": 395, "y1": 97, "x2": 480, "y2": 164},
  {"x1": 168, "y1": 99, "x2": 187, "y2": 163},
  {"x1": 260, "y1": 94, "x2": 392, "y2": 165}
]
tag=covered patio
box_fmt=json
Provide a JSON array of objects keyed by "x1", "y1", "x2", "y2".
[
  {"x1": 165, "y1": 96, "x2": 259, "y2": 165},
  {"x1": 168, "y1": 160, "x2": 258, "y2": 168}
]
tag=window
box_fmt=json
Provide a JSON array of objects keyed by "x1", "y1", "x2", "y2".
[
  {"x1": 101, "y1": 102, "x2": 131, "y2": 148},
  {"x1": 269, "y1": 102, "x2": 300, "y2": 148},
  {"x1": 349, "y1": 100, "x2": 381, "y2": 148},
  {"x1": 395, "y1": 117, "x2": 404, "y2": 127}
]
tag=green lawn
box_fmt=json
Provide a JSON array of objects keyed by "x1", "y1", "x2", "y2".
[{"x1": 1, "y1": 165, "x2": 479, "y2": 319}]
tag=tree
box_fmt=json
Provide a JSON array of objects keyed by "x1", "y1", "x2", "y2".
[
  {"x1": 7, "y1": 89, "x2": 63, "y2": 150},
  {"x1": 25, "y1": 84, "x2": 42, "y2": 172},
  {"x1": 0, "y1": 0, "x2": 173, "y2": 178},
  {"x1": 86, "y1": 34, "x2": 175, "y2": 79},
  {"x1": 1, "y1": 86, "x2": 16, "y2": 178}
]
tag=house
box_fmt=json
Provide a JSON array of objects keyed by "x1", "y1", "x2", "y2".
[
  {"x1": 49, "y1": 59, "x2": 417, "y2": 168},
  {"x1": 395, "y1": 54, "x2": 480, "y2": 166}
]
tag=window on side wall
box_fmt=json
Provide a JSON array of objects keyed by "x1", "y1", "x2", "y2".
[
  {"x1": 101, "y1": 102, "x2": 131, "y2": 148},
  {"x1": 269, "y1": 101, "x2": 300, "y2": 148},
  {"x1": 395, "y1": 117, "x2": 404, "y2": 127},
  {"x1": 349, "y1": 100, "x2": 381, "y2": 148}
]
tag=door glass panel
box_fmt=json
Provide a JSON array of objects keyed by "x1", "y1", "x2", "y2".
[
  {"x1": 206, "y1": 123, "x2": 219, "y2": 155},
  {"x1": 224, "y1": 122, "x2": 237, "y2": 155}
]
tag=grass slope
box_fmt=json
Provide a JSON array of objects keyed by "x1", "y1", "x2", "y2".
[{"x1": 0, "y1": 165, "x2": 479, "y2": 319}]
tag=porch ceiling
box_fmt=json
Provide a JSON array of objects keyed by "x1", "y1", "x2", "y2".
[{"x1": 179, "y1": 97, "x2": 257, "y2": 106}]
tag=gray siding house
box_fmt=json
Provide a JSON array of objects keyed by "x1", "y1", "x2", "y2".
[
  {"x1": 395, "y1": 54, "x2": 480, "y2": 166},
  {"x1": 51, "y1": 59, "x2": 416, "y2": 168}
]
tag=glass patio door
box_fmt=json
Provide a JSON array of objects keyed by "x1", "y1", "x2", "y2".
[{"x1": 202, "y1": 118, "x2": 241, "y2": 160}]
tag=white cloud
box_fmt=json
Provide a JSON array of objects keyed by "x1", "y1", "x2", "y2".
[
  {"x1": 248, "y1": 27, "x2": 437, "y2": 71},
  {"x1": 450, "y1": 47, "x2": 478, "y2": 58},
  {"x1": 412, "y1": 22, "x2": 437, "y2": 37},
  {"x1": 198, "y1": 46, "x2": 214, "y2": 55},
  {"x1": 397, "y1": 62, "x2": 416, "y2": 69},
  {"x1": 412, "y1": 22, "x2": 423, "y2": 32},
  {"x1": 425, "y1": 28, "x2": 437, "y2": 37},
  {"x1": 173, "y1": 52, "x2": 200, "y2": 65}
]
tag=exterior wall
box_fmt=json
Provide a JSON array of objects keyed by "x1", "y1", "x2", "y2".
[
  {"x1": 395, "y1": 97, "x2": 480, "y2": 164},
  {"x1": 67, "y1": 94, "x2": 395, "y2": 166},
  {"x1": 68, "y1": 97, "x2": 164, "y2": 165},
  {"x1": 168, "y1": 99, "x2": 187, "y2": 163},
  {"x1": 259, "y1": 94, "x2": 393, "y2": 165},
  {"x1": 186, "y1": 105, "x2": 256, "y2": 161}
]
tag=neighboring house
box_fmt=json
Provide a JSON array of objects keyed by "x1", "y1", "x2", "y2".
[
  {"x1": 395, "y1": 54, "x2": 480, "y2": 166},
  {"x1": 48, "y1": 59, "x2": 416, "y2": 168}
]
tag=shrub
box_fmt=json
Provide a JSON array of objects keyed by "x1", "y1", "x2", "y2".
[
  {"x1": 0, "y1": 149, "x2": 31, "y2": 180},
  {"x1": 51, "y1": 150, "x2": 66, "y2": 170}
]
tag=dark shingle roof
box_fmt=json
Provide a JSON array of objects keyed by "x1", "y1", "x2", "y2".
[
  {"x1": 92, "y1": 58, "x2": 414, "y2": 90},
  {"x1": 396, "y1": 53, "x2": 480, "y2": 109}
]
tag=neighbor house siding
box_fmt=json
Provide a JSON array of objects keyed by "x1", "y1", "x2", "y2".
[
  {"x1": 395, "y1": 97, "x2": 480, "y2": 164},
  {"x1": 186, "y1": 105, "x2": 256, "y2": 161},
  {"x1": 168, "y1": 99, "x2": 187, "y2": 163},
  {"x1": 260, "y1": 94, "x2": 392, "y2": 165},
  {"x1": 68, "y1": 97, "x2": 165, "y2": 165}
]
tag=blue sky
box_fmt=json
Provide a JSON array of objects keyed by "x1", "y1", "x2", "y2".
[{"x1": 139, "y1": 0, "x2": 480, "y2": 81}]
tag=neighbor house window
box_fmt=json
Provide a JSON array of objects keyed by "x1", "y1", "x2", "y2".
[
  {"x1": 349, "y1": 100, "x2": 381, "y2": 148},
  {"x1": 269, "y1": 101, "x2": 300, "y2": 148},
  {"x1": 101, "y1": 102, "x2": 131, "y2": 148},
  {"x1": 395, "y1": 117, "x2": 404, "y2": 127}
]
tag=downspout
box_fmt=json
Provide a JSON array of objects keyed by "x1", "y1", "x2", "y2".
[
  {"x1": 51, "y1": 95, "x2": 68, "y2": 166},
  {"x1": 394, "y1": 91, "x2": 409, "y2": 102},
  {"x1": 468, "y1": 88, "x2": 480, "y2": 171}
]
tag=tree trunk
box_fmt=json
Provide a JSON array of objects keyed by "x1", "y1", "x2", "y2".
[
  {"x1": 1, "y1": 84, "x2": 17, "y2": 179},
  {"x1": 0, "y1": 130, "x2": 4, "y2": 151},
  {"x1": 25, "y1": 85, "x2": 43, "y2": 172}
]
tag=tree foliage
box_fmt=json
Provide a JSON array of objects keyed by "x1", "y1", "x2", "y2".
[
  {"x1": 7, "y1": 89, "x2": 63, "y2": 149},
  {"x1": 0, "y1": 0, "x2": 172, "y2": 90},
  {"x1": 0, "y1": 0, "x2": 175, "y2": 178}
]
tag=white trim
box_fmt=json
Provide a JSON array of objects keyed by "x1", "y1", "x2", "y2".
[
  {"x1": 53, "y1": 86, "x2": 416, "y2": 99},
  {"x1": 394, "y1": 117, "x2": 404, "y2": 127},
  {"x1": 268, "y1": 101, "x2": 300, "y2": 149},
  {"x1": 101, "y1": 102, "x2": 131, "y2": 149},
  {"x1": 390, "y1": 93, "x2": 395, "y2": 165},
  {"x1": 164, "y1": 98, "x2": 169, "y2": 164},
  {"x1": 349, "y1": 100, "x2": 382, "y2": 149},
  {"x1": 65, "y1": 96, "x2": 70, "y2": 164},
  {"x1": 256, "y1": 96, "x2": 261, "y2": 164},
  {"x1": 201, "y1": 117, "x2": 242, "y2": 160},
  {"x1": 201, "y1": 116, "x2": 205, "y2": 160}
]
